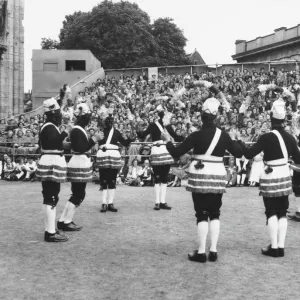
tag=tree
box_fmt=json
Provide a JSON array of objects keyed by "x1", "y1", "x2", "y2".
[
  {"x1": 152, "y1": 18, "x2": 191, "y2": 66},
  {"x1": 41, "y1": 38, "x2": 60, "y2": 50},
  {"x1": 50, "y1": 0, "x2": 191, "y2": 68}
]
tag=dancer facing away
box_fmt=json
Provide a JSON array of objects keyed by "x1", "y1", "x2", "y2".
[
  {"x1": 35, "y1": 98, "x2": 69, "y2": 242},
  {"x1": 237, "y1": 99, "x2": 300, "y2": 257},
  {"x1": 58, "y1": 103, "x2": 103, "y2": 232},
  {"x1": 137, "y1": 110, "x2": 180, "y2": 211},
  {"x1": 96, "y1": 115, "x2": 132, "y2": 212},
  {"x1": 162, "y1": 97, "x2": 243, "y2": 263}
]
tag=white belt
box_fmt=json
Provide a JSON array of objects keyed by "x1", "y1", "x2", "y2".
[{"x1": 193, "y1": 154, "x2": 223, "y2": 162}]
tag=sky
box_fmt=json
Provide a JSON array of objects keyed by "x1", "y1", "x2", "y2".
[{"x1": 23, "y1": 0, "x2": 300, "y2": 91}]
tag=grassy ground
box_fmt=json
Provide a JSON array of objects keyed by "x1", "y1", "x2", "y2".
[{"x1": 0, "y1": 181, "x2": 299, "y2": 300}]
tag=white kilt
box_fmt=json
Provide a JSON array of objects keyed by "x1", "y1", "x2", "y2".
[
  {"x1": 96, "y1": 144, "x2": 121, "y2": 169},
  {"x1": 186, "y1": 155, "x2": 227, "y2": 194},
  {"x1": 259, "y1": 159, "x2": 292, "y2": 197},
  {"x1": 67, "y1": 154, "x2": 92, "y2": 182},
  {"x1": 36, "y1": 154, "x2": 67, "y2": 183},
  {"x1": 150, "y1": 141, "x2": 174, "y2": 166}
]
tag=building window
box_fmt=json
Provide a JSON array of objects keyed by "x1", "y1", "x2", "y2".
[
  {"x1": 43, "y1": 63, "x2": 58, "y2": 71},
  {"x1": 66, "y1": 60, "x2": 86, "y2": 71}
]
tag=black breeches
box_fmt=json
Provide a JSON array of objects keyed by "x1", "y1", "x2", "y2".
[
  {"x1": 69, "y1": 182, "x2": 87, "y2": 207},
  {"x1": 192, "y1": 193, "x2": 223, "y2": 223},
  {"x1": 99, "y1": 168, "x2": 118, "y2": 189},
  {"x1": 263, "y1": 196, "x2": 289, "y2": 222},
  {"x1": 42, "y1": 181, "x2": 61, "y2": 207},
  {"x1": 152, "y1": 165, "x2": 170, "y2": 184}
]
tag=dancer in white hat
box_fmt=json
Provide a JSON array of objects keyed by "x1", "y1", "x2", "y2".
[
  {"x1": 57, "y1": 103, "x2": 103, "y2": 231},
  {"x1": 238, "y1": 99, "x2": 300, "y2": 257},
  {"x1": 36, "y1": 98, "x2": 69, "y2": 242},
  {"x1": 162, "y1": 97, "x2": 243, "y2": 263}
]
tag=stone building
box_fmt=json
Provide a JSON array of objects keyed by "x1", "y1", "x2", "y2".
[
  {"x1": 0, "y1": 0, "x2": 24, "y2": 119},
  {"x1": 232, "y1": 24, "x2": 300, "y2": 63}
]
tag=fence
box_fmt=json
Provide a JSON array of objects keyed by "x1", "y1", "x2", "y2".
[
  {"x1": 0, "y1": 141, "x2": 254, "y2": 168},
  {"x1": 105, "y1": 60, "x2": 300, "y2": 78}
]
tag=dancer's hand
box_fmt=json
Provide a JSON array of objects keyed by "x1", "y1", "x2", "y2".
[{"x1": 92, "y1": 132, "x2": 104, "y2": 143}]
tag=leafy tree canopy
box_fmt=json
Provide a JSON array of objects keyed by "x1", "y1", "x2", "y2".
[{"x1": 41, "y1": 0, "x2": 191, "y2": 68}]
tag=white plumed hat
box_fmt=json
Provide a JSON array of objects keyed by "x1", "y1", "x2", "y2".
[
  {"x1": 43, "y1": 98, "x2": 60, "y2": 112},
  {"x1": 202, "y1": 97, "x2": 220, "y2": 115},
  {"x1": 271, "y1": 99, "x2": 286, "y2": 120},
  {"x1": 74, "y1": 103, "x2": 91, "y2": 116}
]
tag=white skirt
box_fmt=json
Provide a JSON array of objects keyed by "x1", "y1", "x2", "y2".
[
  {"x1": 96, "y1": 145, "x2": 121, "y2": 169},
  {"x1": 67, "y1": 155, "x2": 92, "y2": 182},
  {"x1": 36, "y1": 154, "x2": 67, "y2": 183},
  {"x1": 249, "y1": 160, "x2": 264, "y2": 183},
  {"x1": 186, "y1": 160, "x2": 227, "y2": 194},
  {"x1": 150, "y1": 141, "x2": 174, "y2": 166},
  {"x1": 259, "y1": 163, "x2": 292, "y2": 197}
]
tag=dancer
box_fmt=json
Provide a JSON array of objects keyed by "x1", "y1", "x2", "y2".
[
  {"x1": 36, "y1": 98, "x2": 69, "y2": 242},
  {"x1": 96, "y1": 115, "x2": 132, "y2": 212},
  {"x1": 162, "y1": 97, "x2": 243, "y2": 263},
  {"x1": 137, "y1": 111, "x2": 178, "y2": 210},
  {"x1": 58, "y1": 103, "x2": 103, "y2": 231},
  {"x1": 238, "y1": 99, "x2": 300, "y2": 257}
]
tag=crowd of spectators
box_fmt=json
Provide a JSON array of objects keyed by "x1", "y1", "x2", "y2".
[{"x1": 1, "y1": 65, "x2": 300, "y2": 186}]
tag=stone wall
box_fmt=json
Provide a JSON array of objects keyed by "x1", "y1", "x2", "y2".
[{"x1": 0, "y1": 0, "x2": 24, "y2": 119}]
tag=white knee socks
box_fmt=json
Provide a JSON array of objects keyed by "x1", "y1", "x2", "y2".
[
  {"x1": 108, "y1": 189, "x2": 115, "y2": 204},
  {"x1": 210, "y1": 220, "x2": 220, "y2": 252},
  {"x1": 197, "y1": 221, "x2": 208, "y2": 254},
  {"x1": 155, "y1": 184, "x2": 160, "y2": 204},
  {"x1": 45, "y1": 205, "x2": 56, "y2": 234},
  {"x1": 160, "y1": 184, "x2": 167, "y2": 204},
  {"x1": 64, "y1": 202, "x2": 77, "y2": 224},
  {"x1": 268, "y1": 215, "x2": 279, "y2": 248},
  {"x1": 102, "y1": 189, "x2": 108, "y2": 204},
  {"x1": 241, "y1": 174, "x2": 246, "y2": 184},
  {"x1": 278, "y1": 218, "x2": 288, "y2": 248},
  {"x1": 59, "y1": 202, "x2": 68, "y2": 222}
]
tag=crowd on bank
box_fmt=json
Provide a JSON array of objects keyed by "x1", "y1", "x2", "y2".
[{"x1": 1, "y1": 66, "x2": 300, "y2": 186}]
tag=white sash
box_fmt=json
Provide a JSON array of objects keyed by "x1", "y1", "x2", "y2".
[
  {"x1": 155, "y1": 121, "x2": 164, "y2": 133},
  {"x1": 73, "y1": 125, "x2": 88, "y2": 140},
  {"x1": 205, "y1": 128, "x2": 221, "y2": 156},
  {"x1": 106, "y1": 128, "x2": 114, "y2": 145},
  {"x1": 41, "y1": 122, "x2": 60, "y2": 134},
  {"x1": 272, "y1": 130, "x2": 288, "y2": 163}
]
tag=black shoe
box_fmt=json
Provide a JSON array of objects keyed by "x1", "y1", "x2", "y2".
[
  {"x1": 63, "y1": 222, "x2": 83, "y2": 231},
  {"x1": 278, "y1": 248, "x2": 284, "y2": 257},
  {"x1": 154, "y1": 204, "x2": 160, "y2": 210},
  {"x1": 44, "y1": 231, "x2": 69, "y2": 242},
  {"x1": 287, "y1": 212, "x2": 300, "y2": 222},
  {"x1": 107, "y1": 204, "x2": 118, "y2": 212},
  {"x1": 261, "y1": 245, "x2": 278, "y2": 257},
  {"x1": 100, "y1": 204, "x2": 107, "y2": 213},
  {"x1": 188, "y1": 250, "x2": 207, "y2": 263},
  {"x1": 57, "y1": 221, "x2": 64, "y2": 230},
  {"x1": 160, "y1": 203, "x2": 172, "y2": 210},
  {"x1": 208, "y1": 251, "x2": 218, "y2": 262}
]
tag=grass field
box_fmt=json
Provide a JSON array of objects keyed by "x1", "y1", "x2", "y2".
[{"x1": 0, "y1": 181, "x2": 300, "y2": 300}]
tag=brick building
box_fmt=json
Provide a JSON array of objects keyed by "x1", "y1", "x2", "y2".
[{"x1": 187, "y1": 49, "x2": 206, "y2": 65}]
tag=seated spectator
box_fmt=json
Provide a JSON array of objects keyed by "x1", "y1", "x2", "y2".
[
  {"x1": 14, "y1": 157, "x2": 26, "y2": 181},
  {"x1": 3, "y1": 157, "x2": 17, "y2": 181},
  {"x1": 126, "y1": 159, "x2": 142, "y2": 186},
  {"x1": 226, "y1": 158, "x2": 238, "y2": 187},
  {"x1": 117, "y1": 159, "x2": 129, "y2": 185},
  {"x1": 137, "y1": 159, "x2": 153, "y2": 186},
  {"x1": 22, "y1": 157, "x2": 37, "y2": 181},
  {"x1": 169, "y1": 153, "x2": 191, "y2": 187}
]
